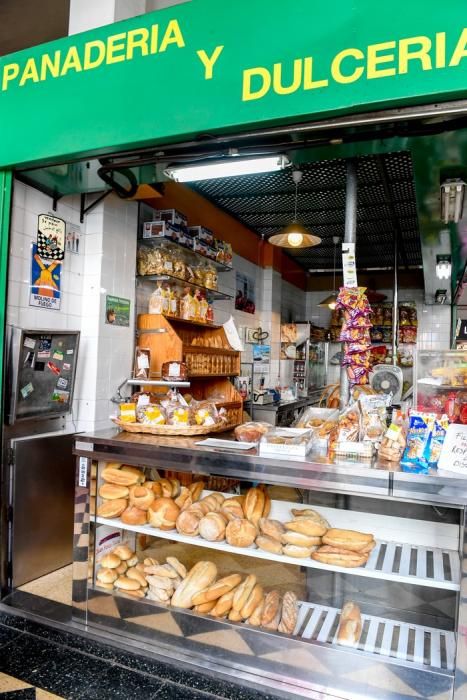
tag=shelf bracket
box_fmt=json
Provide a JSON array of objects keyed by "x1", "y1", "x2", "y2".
[{"x1": 80, "y1": 190, "x2": 112, "y2": 223}]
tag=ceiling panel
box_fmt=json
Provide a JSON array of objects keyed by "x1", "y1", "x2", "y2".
[{"x1": 191, "y1": 151, "x2": 422, "y2": 271}]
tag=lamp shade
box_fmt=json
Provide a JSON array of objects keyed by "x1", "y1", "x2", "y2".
[
  {"x1": 268, "y1": 223, "x2": 321, "y2": 249},
  {"x1": 318, "y1": 293, "x2": 338, "y2": 309}
]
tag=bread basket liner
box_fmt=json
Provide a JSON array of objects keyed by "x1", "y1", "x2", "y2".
[{"x1": 111, "y1": 417, "x2": 234, "y2": 435}]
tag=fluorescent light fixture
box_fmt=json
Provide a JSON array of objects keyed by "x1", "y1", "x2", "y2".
[
  {"x1": 436, "y1": 254, "x2": 452, "y2": 280},
  {"x1": 165, "y1": 155, "x2": 290, "y2": 182},
  {"x1": 441, "y1": 179, "x2": 466, "y2": 223}
]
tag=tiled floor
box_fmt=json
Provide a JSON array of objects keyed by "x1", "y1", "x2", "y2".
[{"x1": 0, "y1": 611, "x2": 284, "y2": 700}]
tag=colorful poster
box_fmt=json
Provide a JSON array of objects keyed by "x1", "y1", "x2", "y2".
[
  {"x1": 105, "y1": 295, "x2": 130, "y2": 326},
  {"x1": 30, "y1": 245, "x2": 61, "y2": 310},
  {"x1": 37, "y1": 214, "x2": 65, "y2": 261}
]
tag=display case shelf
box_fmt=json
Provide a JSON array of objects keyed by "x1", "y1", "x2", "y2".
[
  {"x1": 139, "y1": 236, "x2": 233, "y2": 272},
  {"x1": 294, "y1": 603, "x2": 455, "y2": 672},
  {"x1": 137, "y1": 273, "x2": 233, "y2": 301}
]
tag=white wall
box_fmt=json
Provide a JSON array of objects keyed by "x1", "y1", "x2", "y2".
[{"x1": 69, "y1": 0, "x2": 190, "y2": 33}]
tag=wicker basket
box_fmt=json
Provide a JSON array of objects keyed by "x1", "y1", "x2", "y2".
[{"x1": 111, "y1": 417, "x2": 233, "y2": 436}]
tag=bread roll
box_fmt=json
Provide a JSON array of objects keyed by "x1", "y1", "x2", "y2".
[
  {"x1": 170, "y1": 479, "x2": 181, "y2": 498},
  {"x1": 96, "y1": 581, "x2": 114, "y2": 590},
  {"x1": 199, "y1": 495, "x2": 222, "y2": 513},
  {"x1": 158, "y1": 478, "x2": 173, "y2": 498},
  {"x1": 311, "y1": 546, "x2": 368, "y2": 568},
  {"x1": 171, "y1": 561, "x2": 217, "y2": 609},
  {"x1": 283, "y1": 544, "x2": 314, "y2": 558},
  {"x1": 144, "y1": 563, "x2": 178, "y2": 578},
  {"x1": 262, "y1": 490, "x2": 271, "y2": 519},
  {"x1": 176, "y1": 509, "x2": 201, "y2": 536},
  {"x1": 116, "y1": 561, "x2": 128, "y2": 575},
  {"x1": 199, "y1": 512, "x2": 227, "y2": 542},
  {"x1": 126, "y1": 567, "x2": 148, "y2": 588},
  {"x1": 291, "y1": 508, "x2": 330, "y2": 528},
  {"x1": 232, "y1": 575, "x2": 256, "y2": 612},
  {"x1": 192, "y1": 574, "x2": 242, "y2": 605},
  {"x1": 281, "y1": 532, "x2": 322, "y2": 547},
  {"x1": 359, "y1": 540, "x2": 376, "y2": 554},
  {"x1": 120, "y1": 465, "x2": 145, "y2": 484},
  {"x1": 221, "y1": 500, "x2": 244, "y2": 521},
  {"x1": 228, "y1": 608, "x2": 243, "y2": 622},
  {"x1": 211, "y1": 590, "x2": 234, "y2": 617},
  {"x1": 225, "y1": 519, "x2": 257, "y2": 548},
  {"x1": 284, "y1": 519, "x2": 327, "y2": 537},
  {"x1": 99, "y1": 484, "x2": 129, "y2": 500},
  {"x1": 129, "y1": 485, "x2": 155, "y2": 511},
  {"x1": 97, "y1": 498, "x2": 128, "y2": 519},
  {"x1": 147, "y1": 588, "x2": 170, "y2": 603},
  {"x1": 256, "y1": 535, "x2": 283, "y2": 555},
  {"x1": 97, "y1": 567, "x2": 118, "y2": 584},
  {"x1": 188, "y1": 481, "x2": 204, "y2": 502},
  {"x1": 121, "y1": 506, "x2": 147, "y2": 526},
  {"x1": 102, "y1": 468, "x2": 139, "y2": 487},
  {"x1": 114, "y1": 576, "x2": 141, "y2": 591},
  {"x1": 247, "y1": 600, "x2": 265, "y2": 627},
  {"x1": 166, "y1": 557, "x2": 187, "y2": 579},
  {"x1": 337, "y1": 602, "x2": 362, "y2": 646},
  {"x1": 146, "y1": 574, "x2": 175, "y2": 591},
  {"x1": 127, "y1": 555, "x2": 139, "y2": 568},
  {"x1": 143, "y1": 557, "x2": 159, "y2": 567},
  {"x1": 112, "y1": 545, "x2": 134, "y2": 561},
  {"x1": 152, "y1": 481, "x2": 163, "y2": 497},
  {"x1": 194, "y1": 600, "x2": 216, "y2": 613},
  {"x1": 123, "y1": 589, "x2": 146, "y2": 599},
  {"x1": 261, "y1": 590, "x2": 280, "y2": 626},
  {"x1": 174, "y1": 487, "x2": 192, "y2": 511},
  {"x1": 322, "y1": 529, "x2": 374, "y2": 552},
  {"x1": 147, "y1": 497, "x2": 180, "y2": 530},
  {"x1": 244, "y1": 488, "x2": 265, "y2": 526},
  {"x1": 278, "y1": 591, "x2": 298, "y2": 635},
  {"x1": 240, "y1": 584, "x2": 264, "y2": 619},
  {"x1": 100, "y1": 553, "x2": 121, "y2": 569},
  {"x1": 259, "y1": 518, "x2": 284, "y2": 541}
]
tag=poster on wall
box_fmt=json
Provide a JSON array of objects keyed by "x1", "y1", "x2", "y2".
[
  {"x1": 66, "y1": 222, "x2": 81, "y2": 255},
  {"x1": 235, "y1": 272, "x2": 256, "y2": 314},
  {"x1": 36, "y1": 214, "x2": 65, "y2": 261},
  {"x1": 253, "y1": 344, "x2": 270, "y2": 372},
  {"x1": 105, "y1": 295, "x2": 130, "y2": 326},
  {"x1": 30, "y1": 244, "x2": 62, "y2": 310}
]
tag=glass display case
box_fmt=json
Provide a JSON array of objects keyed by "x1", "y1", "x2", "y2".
[
  {"x1": 415, "y1": 349, "x2": 467, "y2": 423},
  {"x1": 308, "y1": 340, "x2": 329, "y2": 390},
  {"x1": 73, "y1": 431, "x2": 467, "y2": 700}
]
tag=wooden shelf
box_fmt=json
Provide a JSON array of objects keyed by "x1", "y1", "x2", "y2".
[
  {"x1": 162, "y1": 315, "x2": 220, "y2": 329},
  {"x1": 183, "y1": 345, "x2": 238, "y2": 355},
  {"x1": 188, "y1": 373, "x2": 239, "y2": 379},
  {"x1": 94, "y1": 492, "x2": 460, "y2": 591}
]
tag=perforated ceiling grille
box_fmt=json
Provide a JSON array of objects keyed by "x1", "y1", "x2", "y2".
[{"x1": 191, "y1": 151, "x2": 422, "y2": 271}]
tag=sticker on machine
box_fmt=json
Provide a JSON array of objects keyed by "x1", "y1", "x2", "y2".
[
  {"x1": 23, "y1": 336, "x2": 36, "y2": 350},
  {"x1": 63, "y1": 362, "x2": 71, "y2": 371},
  {"x1": 37, "y1": 336, "x2": 52, "y2": 359},
  {"x1": 53, "y1": 349, "x2": 64, "y2": 361},
  {"x1": 51, "y1": 389, "x2": 69, "y2": 403},
  {"x1": 47, "y1": 361, "x2": 61, "y2": 376},
  {"x1": 56, "y1": 377, "x2": 68, "y2": 390},
  {"x1": 20, "y1": 382, "x2": 34, "y2": 399}
]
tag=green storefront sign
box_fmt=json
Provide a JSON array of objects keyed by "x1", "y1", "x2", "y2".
[{"x1": 0, "y1": 0, "x2": 465, "y2": 168}]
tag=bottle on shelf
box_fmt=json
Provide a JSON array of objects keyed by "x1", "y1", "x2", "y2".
[
  {"x1": 181, "y1": 287, "x2": 193, "y2": 320},
  {"x1": 206, "y1": 302, "x2": 214, "y2": 324},
  {"x1": 199, "y1": 292, "x2": 209, "y2": 323},
  {"x1": 162, "y1": 284, "x2": 170, "y2": 315},
  {"x1": 192, "y1": 289, "x2": 201, "y2": 322},
  {"x1": 148, "y1": 281, "x2": 164, "y2": 314}
]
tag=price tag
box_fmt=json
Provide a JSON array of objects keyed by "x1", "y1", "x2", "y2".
[
  {"x1": 78, "y1": 457, "x2": 88, "y2": 487},
  {"x1": 438, "y1": 424, "x2": 467, "y2": 474},
  {"x1": 342, "y1": 242, "x2": 357, "y2": 288}
]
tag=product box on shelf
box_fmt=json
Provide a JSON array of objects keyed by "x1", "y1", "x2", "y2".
[
  {"x1": 142, "y1": 220, "x2": 184, "y2": 242},
  {"x1": 188, "y1": 225, "x2": 215, "y2": 246},
  {"x1": 155, "y1": 208, "x2": 188, "y2": 227},
  {"x1": 259, "y1": 428, "x2": 313, "y2": 460}
]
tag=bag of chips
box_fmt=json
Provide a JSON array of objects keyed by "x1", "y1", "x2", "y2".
[{"x1": 401, "y1": 411, "x2": 437, "y2": 473}]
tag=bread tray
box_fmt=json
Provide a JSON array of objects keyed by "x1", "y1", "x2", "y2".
[{"x1": 111, "y1": 417, "x2": 233, "y2": 436}]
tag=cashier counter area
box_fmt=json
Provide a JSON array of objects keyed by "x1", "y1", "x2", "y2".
[{"x1": 250, "y1": 387, "x2": 323, "y2": 426}]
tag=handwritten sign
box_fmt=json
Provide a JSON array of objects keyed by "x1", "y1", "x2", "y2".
[{"x1": 438, "y1": 424, "x2": 467, "y2": 475}]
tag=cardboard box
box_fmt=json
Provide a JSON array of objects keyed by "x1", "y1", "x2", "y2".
[
  {"x1": 259, "y1": 428, "x2": 313, "y2": 461},
  {"x1": 188, "y1": 225, "x2": 215, "y2": 246},
  {"x1": 155, "y1": 208, "x2": 188, "y2": 227}
]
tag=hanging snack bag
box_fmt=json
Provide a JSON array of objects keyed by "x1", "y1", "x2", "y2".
[
  {"x1": 401, "y1": 411, "x2": 437, "y2": 472},
  {"x1": 428, "y1": 414, "x2": 449, "y2": 467}
]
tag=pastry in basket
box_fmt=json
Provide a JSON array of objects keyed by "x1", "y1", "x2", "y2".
[
  {"x1": 136, "y1": 404, "x2": 166, "y2": 425},
  {"x1": 167, "y1": 406, "x2": 190, "y2": 426},
  {"x1": 193, "y1": 401, "x2": 218, "y2": 427}
]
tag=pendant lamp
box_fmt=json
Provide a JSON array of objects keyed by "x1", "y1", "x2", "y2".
[
  {"x1": 318, "y1": 236, "x2": 340, "y2": 309},
  {"x1": 268, "y1": 170, "x2": 321, "y2": 249}
]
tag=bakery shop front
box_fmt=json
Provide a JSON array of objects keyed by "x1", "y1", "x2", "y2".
[{"x1": 1, "y1": 1, "x2": 467, "y2": 698}]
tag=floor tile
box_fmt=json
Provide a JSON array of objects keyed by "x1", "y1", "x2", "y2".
[
  {"x1": 27, "y1": 650, "x2": 111, "y2": 699},
  {"x1": 0, "y1": 671, "x2": 31, "y2": 691},
  {"x1": 153, "y1": 682, "x2": 219, "y2": 699},
  {"x1": 36, "y1": 690, "x2": 67, "y2": 699},
  {"x1": 77, "y1": 665, "x2": 164, "y2": 700},
  {"x1": 0, "y1": 637, "x2": 58, "y2": 685},
  {"x1": 0, "y1": 690, "x2": 36, "y2": 699},
  {"x1": 0, "y1": 624, "x2": 22, "y2": 648}
]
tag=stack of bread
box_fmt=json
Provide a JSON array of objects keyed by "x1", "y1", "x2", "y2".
[
  {"x1": 255, "y1": 507, "x2": 330, "y2": 558},
  {"x1": 96, "y1": 544, "x2": 148, "y2": 598},
  {"x1": 144, "y1": 556, "x2": 187, "y2": 603},
  {"x1": 311, "y1": 529, "x2": 375, "y2": 567}
]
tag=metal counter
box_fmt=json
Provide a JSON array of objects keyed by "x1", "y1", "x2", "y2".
[{"x1": 72, "y1": 430, "x2": 467, "y2": 700}]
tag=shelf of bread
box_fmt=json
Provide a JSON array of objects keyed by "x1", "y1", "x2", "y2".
[
  {"x1": 95, "y1": 485, "x2": 460, "y2": 591},
  {"x1": 92, "y1": 543, "x2": 455, "y2": 672}
]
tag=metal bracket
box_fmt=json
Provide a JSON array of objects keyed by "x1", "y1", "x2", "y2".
[
  {"x1": 52, "y1": 192, "x2": 62, "y2": 212},
  {"x1": 80, "y1": 190, "x2": 112, "y2": 223}
]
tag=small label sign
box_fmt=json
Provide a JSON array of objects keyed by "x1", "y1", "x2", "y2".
[
  {"x1": 438, "y1": 424, "x2": 467, "y2": 474},
  {"x1": 78, "y1": 457, "x2": 88, "y2": 487}
]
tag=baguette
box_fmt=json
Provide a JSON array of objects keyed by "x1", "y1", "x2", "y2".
[
  {"x1": 278, "y1": 591, "x2": 298, "y2": 635},
  {"x1": 194, "y1": 600, "x2": 216, "y2": 613},
  {"x1": 102, "y1": 467, "x2": 139, "y2": 487},
  {"x1": 311, "y1": 546, "x2": 368, "y2": 568},
  {"x1": 171, "y1": 561, "x2": 217, "y2": 609},
  {"x1": 240, "y1": 584, "x2": 264, "y2": 619},
  {"x1": 211, "y1": 590, "x2": 234, "y2": 617},
  {"x1": 337, "y1": 602, "x2": 362, "y2": 647},
  {"x1": 244, "y1": 488, "x2": 265, "y2": 526},
  {"x1": 322, "y1": 529, "x2": 374, "y2": 552},
  {"x1": 232, "y1": 575, "x2": 257, "y2": 612},
  {"x1": 247, "y1": 600, "x2": 265, "y2": 627},
  {"x1": 228, "y1": 608, "x2": 243, "y2": 622},
  {"x1": 284, "y1": 519, "x2": 327, "y2": 537},
  {"x1": 192, "y1": 574, "x2": 242, "y2": 605},
  {"x1": 260, "y1": 590, "x2": 280, "y2": 626}
]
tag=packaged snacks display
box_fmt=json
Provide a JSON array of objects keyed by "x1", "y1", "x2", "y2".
[
  {"x1": 401, "y1": 411, "x2": 437, "y2": 472},
  {"x1": 120, "y1": 403, "x2": 137, "y2": 423},
  {"x1": 378, "y1": 410, "x2": 407, "y2": 463},
  {"x1": 336, "y1": 287, "x2": 372, "y2": 385},
  {"x1": 359, "y1": 395, "x2": 388, "y2": 445},
  {"x1": 161, "y1": 361, "x2": 188, "y2": 382},
  {"x1": 399, "y1": 304, "x2": 417, "y2": 327},
  {"x1": 336, "y1": 403, "x2": 361, "y2": 443},
  {"x1": 399, "y1": 327, "x2": 417, "y2": 344},
  {"x1": 191, "y1": 401, "x2": 218, "y2": 427},
  {"x1": 428, "y1": 415, "x2": 449, "y2": 467},
  {"x1": 167, "y1": 404, "x2": 191, "y2": 426},
  {"x1": 136, "y1": 404, "x2": 166, "y2": 425},
  {"x1": 294, "y1": 407, "x2": 339, "y2": 432}
]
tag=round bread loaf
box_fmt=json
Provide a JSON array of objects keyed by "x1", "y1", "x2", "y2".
[
  {"x1": 129, "y1": 485, "x2": 155, "y2": 511},
  {"x1": 97, "y1": 567, "x2": 118, "y2": 584},
  {"x1": 256, "y1": 535, "x2": 283, "y2": 554},
  {"x1": 147, "y1": 497, "x2": 180, "y2": 530},
  {"x1": 259, "y1": 518, "x2": 284, "y2": 541},
  {"x1": 176, "y1": 509, "x2": 201, "y2": 536},
  {"x1": 121, "y1": 505, "x2": 147, "y2": 526},
  {"x1": 97, "y1": 498, "x2": 128, "y2": 519},
  {"x1": 114, "y1": 576, "x2": 141, "y2": 591},
  {"x1": 199, "y1": 512, "x2": 227, "y2": 542},
  {"x1": 112, "y1": 545, "x2": 134, "y2": 561},
  {"x1": 225, "y1": 519, "x2": 257, "y2": 548},
  {"x1": 100, "y1": 552, "x2": 122, "y2": 569}
]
